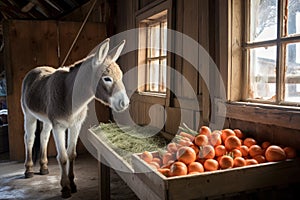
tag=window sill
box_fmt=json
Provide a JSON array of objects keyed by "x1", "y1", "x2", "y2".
[
  {"x1": 138, "y1": 91, "x2": 166, "y2": 98},
  {"x1": 228, "y1": 101, "x2": 300, "y2": 111},
  {"x1": 225, "y1": 101, "x2": 300, "y2": 130},
  {"x1": 131, "y1": 92, "x2": 166, "y2": 105}
]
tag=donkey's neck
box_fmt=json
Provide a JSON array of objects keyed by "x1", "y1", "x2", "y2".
[{"x1": 64, "y1": 58, "x2": 97, "y2": 116}]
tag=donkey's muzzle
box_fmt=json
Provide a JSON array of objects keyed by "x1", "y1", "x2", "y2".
[
  {"x1": 120, "y1": 100, "x2": 126, "y2": 109},
  {"x1": 111, "y1": 89, "x2": 130, "y2": 112},
  {"x1": 119, "y1": 96, "x2": 129, "y2": 111}
]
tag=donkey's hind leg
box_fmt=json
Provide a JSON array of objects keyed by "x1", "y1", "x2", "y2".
[
  {"x1": 24, "y1": 112, "x2": 37, "y2": 178},
  {"x1": 39, "y1": 122, "x2": 52, "y2": 175}
]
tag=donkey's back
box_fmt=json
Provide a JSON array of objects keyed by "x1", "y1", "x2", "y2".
[{"x1": 21, "y1": 66, "x2": 70, "y2": 122}]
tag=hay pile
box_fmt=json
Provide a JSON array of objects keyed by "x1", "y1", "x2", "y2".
[{"x1": 91, "y1": 123, "x2": 168, "y2": 164}]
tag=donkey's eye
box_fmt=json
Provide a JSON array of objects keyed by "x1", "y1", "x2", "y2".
[
  {"x1": 102, "y1": 76, "x2": 113, "y2": 85},
  {"x1": 104, "y1": 77, "x2": 112, "y2": 82}
]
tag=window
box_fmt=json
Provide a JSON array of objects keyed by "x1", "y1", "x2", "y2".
[
  {"x1": 138, "y1": 10, "x2": 167, "y2": 94},
  {"x1": 245, "y1": 0, "x2": 300, "y2": 105}
]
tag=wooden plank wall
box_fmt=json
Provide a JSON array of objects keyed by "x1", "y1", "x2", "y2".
[
  {"x1": 115, "y1": 0, "x2": 211, "y2": 137},
  {"x1": 4, "y1": 20, "x2": 58, "y2": 161},
  {"x1": 4, "y1": 20, "x2": 107, "y2": 161},
  {"x1": 114, "y1": 0, "x2": 300, "y2": 149}
]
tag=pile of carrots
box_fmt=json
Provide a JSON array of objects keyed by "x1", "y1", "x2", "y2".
[{"x1": 139, "y1": 125, "x2": 297, "y2": 177}]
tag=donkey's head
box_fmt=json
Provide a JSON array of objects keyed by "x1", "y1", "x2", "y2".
[{"x1": 92, "y1": 39, "x2": 129, "y2": 112}]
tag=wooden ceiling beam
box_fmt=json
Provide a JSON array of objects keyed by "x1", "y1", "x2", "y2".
[
  {"x1": 38, "y1": 0, "x2": 63, "y2": 17},
  {"x1": 0, "y1": 0, "x2": 91, "y2": 20},
  {"x1": 65, "y1": 0, "x2": 79, "y2": 8},
  {"x1": 44, "y1": 0, "x2": 63, "y2": 12},
  {"x1": 0, "y1": 5, "x2": 29, "y2": 18}
]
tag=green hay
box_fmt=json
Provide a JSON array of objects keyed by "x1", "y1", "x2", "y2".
[{"x1": 91, "y1": 123, "x2": 168, "y2": 165}]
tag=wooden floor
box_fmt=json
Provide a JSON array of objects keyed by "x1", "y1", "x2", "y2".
[{"x1": 0, "y1": 153, "x2": 138, "y2": 200}]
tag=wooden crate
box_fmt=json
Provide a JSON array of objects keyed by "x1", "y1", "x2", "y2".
[
  {"x1": 88, "y1": 128, "x2": 300, "y2": 199},
  {"x1": 132, "y1": 152, "x2": 300, "y2": 199}
]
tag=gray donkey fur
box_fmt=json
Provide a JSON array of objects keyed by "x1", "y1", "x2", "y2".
[{"x1": 21, "y1": 38, "x2": 129, "y2": 198}]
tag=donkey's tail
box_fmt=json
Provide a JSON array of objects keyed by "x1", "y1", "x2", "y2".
[{"x1": 32, "y1": 120, "x2": 41, "y2": 165}]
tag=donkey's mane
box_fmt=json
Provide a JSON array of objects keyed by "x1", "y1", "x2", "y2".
[{"x1": 66, "y1": 54, "x2": 95, "y2": 71}]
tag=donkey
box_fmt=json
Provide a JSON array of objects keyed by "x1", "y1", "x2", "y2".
[{"x1": 21, "y1": 38, "x2": 129, "y2": 198}]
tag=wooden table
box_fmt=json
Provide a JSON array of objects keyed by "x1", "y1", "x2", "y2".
[{"x1": 87, "y1": 129, "x2": 300, "y2": 200}]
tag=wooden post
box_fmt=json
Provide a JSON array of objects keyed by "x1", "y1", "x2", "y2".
[{"x1": 98, "y1": 153, "x2": 111, "y2": 200}]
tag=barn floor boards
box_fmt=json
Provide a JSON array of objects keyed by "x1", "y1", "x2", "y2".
[{"x1": 0, "y1": 154, "x2": 138, "y2": 200}]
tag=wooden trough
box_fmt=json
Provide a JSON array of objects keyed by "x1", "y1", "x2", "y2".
[
  {"x1": 87, "y1": 127, "x2": 300, "y2": 200},
  {"x1": 132, "y1": 152, "x2": 300, "y2": 199}
]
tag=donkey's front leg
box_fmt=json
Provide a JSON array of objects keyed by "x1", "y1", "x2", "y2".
[
  {"x1": 24, "y1": 114, "x2": 37, "y2": 178},
  {"x1": 52, "y1": 125, "x2": 71, "y2": 198},
  {"x1": 39, "y1": 122, "x2": 52, "y2": 175},
  {"x1": 67, "y1": 124, "x2": 81, "y2": 193}
]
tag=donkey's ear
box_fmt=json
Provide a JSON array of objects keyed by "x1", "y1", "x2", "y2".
[
  {"x1": 107, "y1": 40, "x2": 126, "y2": 62},
  {"x1": 94, "y1": 38, "x2": 110, "y2": 65}
]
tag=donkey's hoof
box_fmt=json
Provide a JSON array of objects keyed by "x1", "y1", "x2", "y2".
[
  {"x1": 70, "y1": 183, "x2": 77, "y2": 193},
  {"x1": 40, "y1": 168, "x2": 49, "y2": 175},
  {"x1": 25, "y1": 172, "x2": 34, "y2": 178},
  {"x1": 61, "y1": 187, "x2": 72, "y2": 199}
]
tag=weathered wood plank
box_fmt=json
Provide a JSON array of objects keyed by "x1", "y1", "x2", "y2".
[
  {"x1": 181, "y1": 0, "x2": 199, "y2": 99},
  {"x1": 4, "y1": 20, "x2": 58, "y2": 160},
  {"x1": 115, "y1": 170, "x2": 162, "y2": 200},
  {"x1": 174, "y1": 0, "x2": 183, "y2": 98},
  {"x1": 148, "y1": 104, "x2": 165, "y2": 130},
  {"x1": 217, "y1": 0, "x2": 229, "y2": 95},
  {"x1": 129, "y1": 100, "x2": 139, "y2": 125},
  {"x1": 131, "y1": 154, "x2": 167, "y2": 199},
  {"x1": 173, "y1": 95, "x2": 203, "y2": 111},
  {"x1": 226, "y1": 103, "x2": 300, "y2": 130},
  {"x1": 228, "y1": 0, "x2": 243, "y2": 101},
  {"x1": 132, "y1": 149, "x2": 300, "y2": 200},
  {"x1": 165, "y1": 107, "x2": 181, "y2": 135},
  {"x1": 167, "y1": 159, "x2": 300, "y2": 199},
  {"x1": 98, "y1": 155, "x2": 111, "y2": 200},
  {"x1": 198, "y1": 0, "x2": 210, "y2": 125},
  {"x1": 87, "y1": 129, "x2": 134, "y2": 173},
  {"x1": 181, "y1": 109, "x2": 194, "y2": 130},
  {"x1": 89, "y1": 126, "x2": 300, "y2": 200},
  {"x1": 60, "y1": 0, "x2": 102, "y2": 23},
  {"x1": 229, "y1": 118, "x2": 300, "y2": 150},
  {"x1": 131, "y1": 93, "x2": 166, "y2": 105},
  {"x1": 58, "y1": 21, "x2": 106, "y2": 66}
]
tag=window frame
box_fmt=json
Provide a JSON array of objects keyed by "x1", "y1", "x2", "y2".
[
  {"x1": 227, "y1": 0, "x2": 300, "y2": 130},
  {"x1": 135, "y1": 0, "x2": 172, "y2": 103},
  {"x1": 144, "y1": 16, "x2": 167, "y2": 93},
  {"x1": 243, "y1": 0, "x2": 300, "y2": 106}
]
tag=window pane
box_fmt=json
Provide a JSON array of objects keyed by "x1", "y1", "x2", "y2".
[
  {"x1": 287, "y1": 0, "x2": 300, "y2": 36},
  {"x1": 161, "y1": 21, "x2": 167, "y2": 56},
  {"x1": 249, "y1": 46, "x2": 277, "y2": 100},
  {"x1": 285, "y1": 43, "x2": 300, "y2": 103},
  {"x1": 149, "y1": 59, "x2": 160, "y2": 92},
  {"x1": 249, "y1": 0, "x2": 278, "y2": 42},
  {"x1": 148, "y1": 23, "x2": 160, "y2": 58},
  {"x1": 160, "y1": 58, "x2": 167, "y2": 92}
]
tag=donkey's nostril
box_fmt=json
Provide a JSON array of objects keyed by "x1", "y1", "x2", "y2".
[{"x1": 120, "y1": 100, "x2": 126, "y2": 108}]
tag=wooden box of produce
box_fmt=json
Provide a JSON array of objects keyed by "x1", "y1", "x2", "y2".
[{"x1": 132, "y1": 126, "x2": 300, "y2": 199}]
